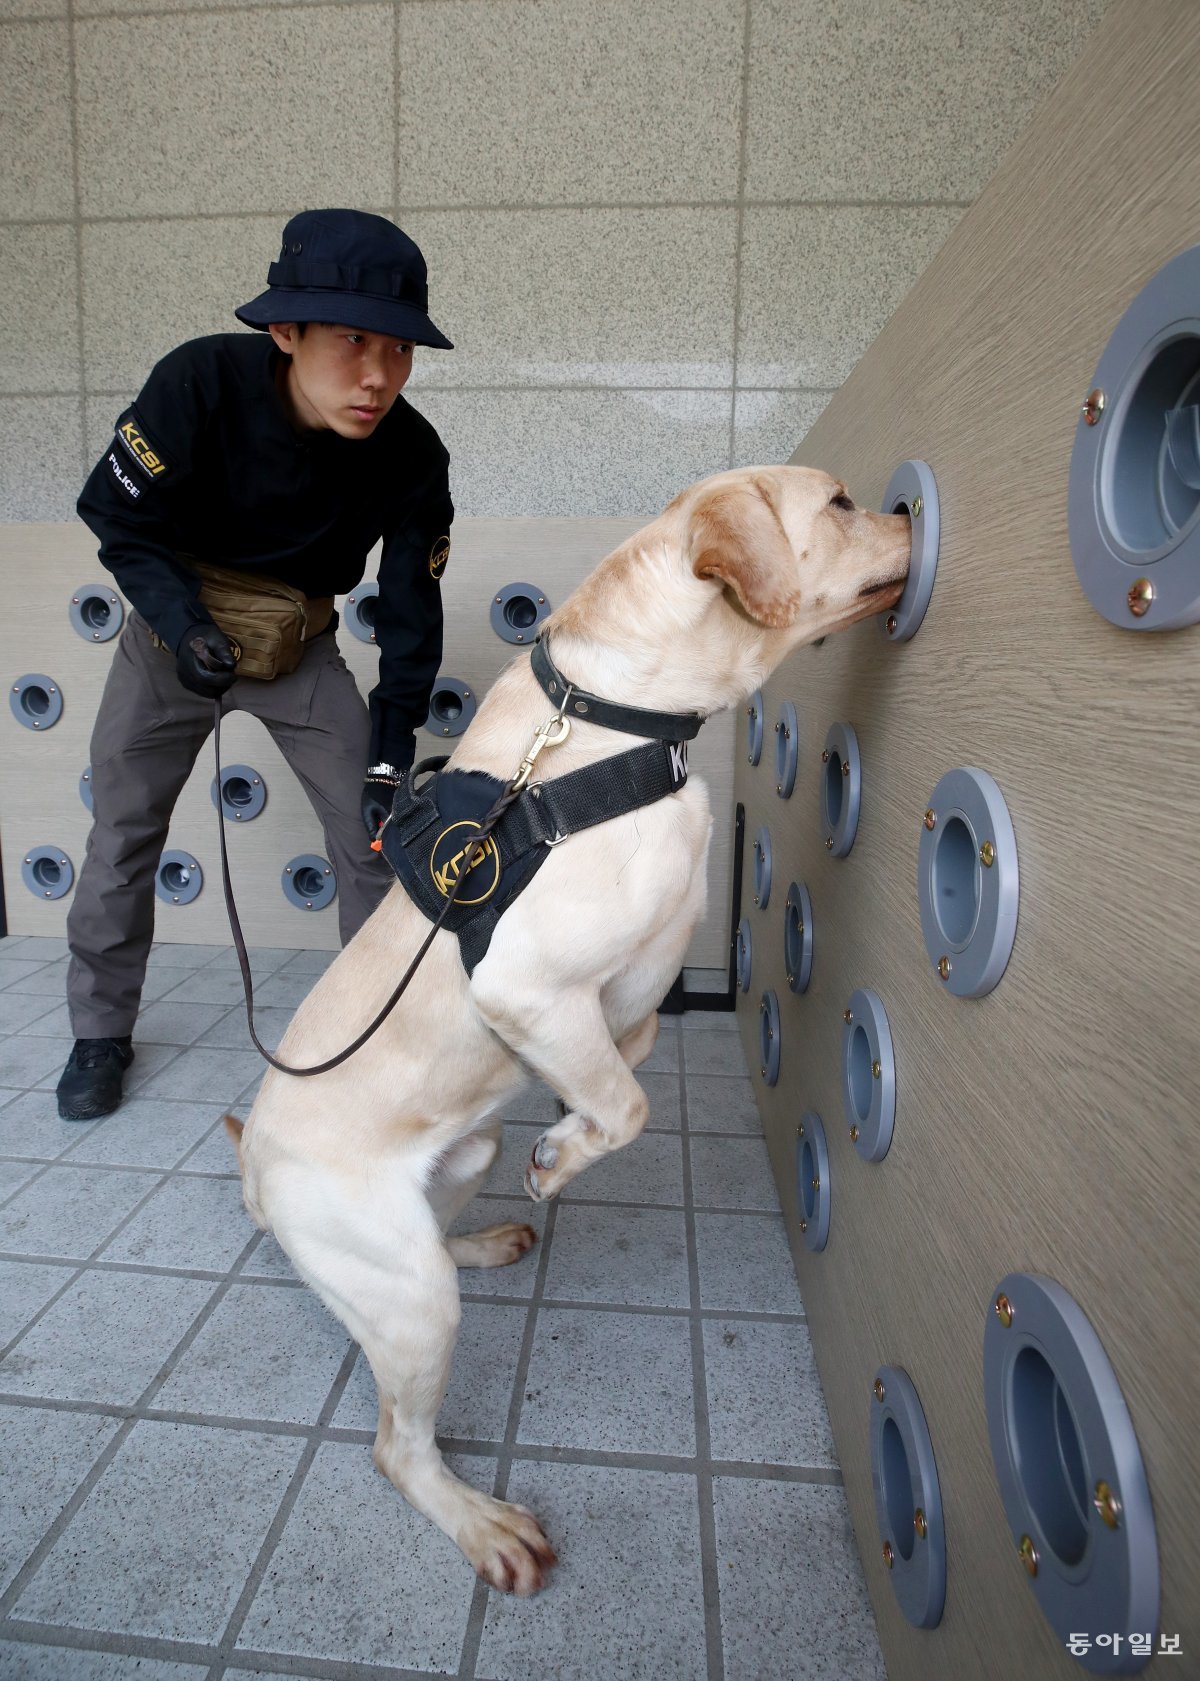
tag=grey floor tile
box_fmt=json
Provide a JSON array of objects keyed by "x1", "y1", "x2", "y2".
[
  {"x1": 449, "y1": 1195, "x2": 547, "y2": 1298},
  {"x1": 235, "y1": 1232, "x2": 296, "y2": 1279},
  {"x1": 176, "y1": 1124, "x2": 243, "y2": 1177},
  {"x1": 123, "y1": 1043, "x2": 186, "y2": 1094},
  {"x1": 695, "y1": 1212, "x2": 804, "y2": 1315},
  {"x1": 235, "y1": 1441, "x2": 485, "y2": 1668},
  {"x1": 11, "y1": 1002, "x2": 72, "y2": 1038},
  {"x1": 0, "y1": 958, "x2": 53, "y2": 989},
  {"x1": 682, "y1": 1007, "x2": 738, "y2": 1031},
  {"x1": 544, "y1": 1204, "x2": 690, "y2": 1309},
  {"x1": 682, "y1": 1030, "x2": 749, "y2": 1077},
  {"x1": 0, "y1": 992, "x2": 61, "y2": 1035},
  {"x1": 636, "y1": 1069, "x2": 681, "y2": 1130},
  {"x1": 477, "y1": 1461, "x2": 706, "y2": 1681},
  {"x1": 492, "y1": 1080, "x2": 560, "y2": 1127},
  {"x1": 0, "y1": 1034, "x2": 73, "y2": 1091},
  {"x1": 560, "y1": 1130, "x2": 684, "y2": 1207},
  {"x1": 0, "y1": 1089, "x2": 99, "y2": 1161},
  {"x1": 137, "y1": 1047, "x2": 266, "y2": 1104},
  {"x1": 60, "y1": 1100, "x2": 223, "y2": 1171},
  {"x1": 713, "y1": 1479, "x2": 887, "y2": 1680},
  {"x1": 99, "y1": 1172, "x2": 255, "y2": 1272},
  {"x1": 127, "y1": 1000, "x2": 230, "y2": 1047},
  {"x1": 0, "y1": 1163, "x2": 160, "y2": 1258},
  {"x1": 203, "y1": 945, "x2": 298, "y2": 974},
  {"x1": 638, "y1": 1018, "x2": 680, "y2": 1071},
  {"x1": 13, "y1": 1419, "x2": 304, "y2": 1643},
  {"x1": 0, "y1": 1645, "x2": 208, "y2": 1679},
  {"x1": 11, "y1": 960, "x2": 70, "y2": 998},
  {"x1": 0, "y1": 937, "x2": 69, "y2": 963},
  {"x1": 0, "y1": 1270, "x2": 215, "y2": 1403},
  {"x1": 192, "y1": 1005, "x2": 293, "y2": 1054},
  {"x1": 156, "y1": 1281, "x2": 350, "y2": 1424},
  {"x1": 273, "y1": 948, "x2": 337, "y2": 977},
  {"x1": 685, "y1": 1073, "x2": 762, "y2": 1134},
  {"x1": 248, "y1": 972, "x2": 316, "y2": 1010},
  {"x1": 0, "y1": 1159, "x2": 40, "y2": 1202},
  {"x1": 334, "y1": 1300, "x2": 527, "y2": 1441},
  {"x1": 703, "y1": 1318, "x2": 836, "y2": 1468},
  {"x1": 0, "y1": 1403, "x2": 119, "y2": 1595},
  {"x1": 519, "y1": 1307, "x2": 694, "y2": 1457},
  {"x1": 0, "y1": 1257, "x2": 72, "y2": 1346},
  {"x1": 689, "y1": 1135, "x2": 780, "y2": 1212},
  {"x1": 154, "y1": 967, "x2": 262, "y2": 1008},
  {"x1": 145, "y1": 942, "x2": 223, "y2": 969}
]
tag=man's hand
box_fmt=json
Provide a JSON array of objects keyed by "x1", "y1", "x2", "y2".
[
  {"x1": 361, "y1": 763, "x2": 403, "y2": 844},
  {"x1": 176, "y1": 624, "x2": 238, "y2": 698}
]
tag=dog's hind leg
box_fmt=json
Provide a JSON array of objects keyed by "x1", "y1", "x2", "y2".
[
  {"x1": 273, "y1": 1174, "x2": 555, "y2": 1594},
  {"x1": 427, "y1": 1121, "x2": 538, "y2": 1272}
]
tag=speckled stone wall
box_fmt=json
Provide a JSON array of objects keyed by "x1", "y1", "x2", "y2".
[{"x1": 2, "y1": 0, "x2": 1109, "y2": 523}]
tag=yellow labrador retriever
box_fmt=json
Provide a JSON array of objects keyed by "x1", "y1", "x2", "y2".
[{"x1": 228, "y1": 464, "x2": 910, "y2": 1595}]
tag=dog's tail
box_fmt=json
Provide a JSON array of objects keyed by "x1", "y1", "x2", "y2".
[{"x1": 223, "y1": 1113, "x2": 270, "y2": 1230}]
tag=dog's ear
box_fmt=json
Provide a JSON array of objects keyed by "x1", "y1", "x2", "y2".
[{"x1": 690, "y1": 474, "x2": 802, "y2": 628}]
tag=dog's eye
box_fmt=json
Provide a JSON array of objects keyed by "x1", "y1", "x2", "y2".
[{"x1": 830, "y1": 493, "x2": 854, "y2": 511}]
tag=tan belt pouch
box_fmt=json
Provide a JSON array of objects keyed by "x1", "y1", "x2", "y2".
[{"x1": 185, "y1": 562, "x2": 335, "y2": 681}]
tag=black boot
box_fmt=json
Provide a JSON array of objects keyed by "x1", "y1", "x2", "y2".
[{"x1": 56, "y1": 1037, "x2": 135, "y2": 1121}]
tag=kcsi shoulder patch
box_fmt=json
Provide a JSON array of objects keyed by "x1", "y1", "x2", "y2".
[
  {"x1": 114, "y1": 410, "x2": 170, "y2": 481},
  {"x1": 429, "y1": 535, "x2": 450, "y2": 579}
]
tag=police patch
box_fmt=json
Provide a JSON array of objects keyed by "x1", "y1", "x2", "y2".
[
  {"x1": 429, "y1": 534, "x2": 450, "y2": 580},
  {"x1": 429, "y1": 820, "x2": 500, "y2": 905},
  {"x1": 114, "y1": 410, "x2": 170, "y2": 480},
  {"x1": 106, "y1": 449, "x2": 142, "y2": 501}
]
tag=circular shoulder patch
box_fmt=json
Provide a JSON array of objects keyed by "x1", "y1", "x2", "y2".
[
  {"x1": 429, "y1": 819, "x2": 500, "y2": 905},
  {"x1": 429, "y1": 535, "x2": 451, "y2": 579}
]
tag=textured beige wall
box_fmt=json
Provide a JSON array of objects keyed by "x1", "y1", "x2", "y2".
[
  {"x1": 1, "y1": 0, "x2": 1108, "y2": 520},
  {"x1": 737, "y1": 2, "x2": 1199, "y2": 1675}
]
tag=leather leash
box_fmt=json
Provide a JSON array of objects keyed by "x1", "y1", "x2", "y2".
[{"x1": 212, "y1": 697, "x2": 564, "y2": 1077}]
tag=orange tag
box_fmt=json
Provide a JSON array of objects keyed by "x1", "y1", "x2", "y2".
[{"x1": 370, "y1": 837, "x2": 383, "y2": 852}]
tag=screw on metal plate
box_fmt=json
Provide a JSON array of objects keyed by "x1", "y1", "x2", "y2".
[
  {"x1": 872, "y1": 1059, "x2": 881, "y2": 1079},
  {"x1": 799, "y1": 1217, "x2": 808, "y2": 1233},
  {"x1": 994, "y1": 1293, "x2": 1014, "y2": 1328},
  {"x1": 1128, "y1": 577, "x2": 1155, "y2": 618},
  {"x1": 850, "y1": 1124, "x2": 860, "y2": 1142},
  {"x1": 874, "y1": 1380, "x2": 885, "y2": 1402},
  {"x1": 937, "y1": 956, "x2": 952, "y2": 981},
  {"x1": 821, "y1": 749, "x2": 829, "y2": 763},
  {"x1": 843, "y1": 1009, "x2": 853, "y2": 1023},
  {"x1": 811, "y1": 1175, "x2": 820, "y2": 1191},
  {"x1": 924, "y1": 808, "x2": 937, "y2": 831},
  {"x1": 825, "y1": 836, "x2": 834, "y2": 851},
  {"x1": 886, "y1": 614, "x2": 898, "y2": 635},
  {"x1": 910, "y1": 495, "x2": 923, "y2": 519},
  {"x1": 882, "y1": 1541, "x2": 895, "y2": 1569},
  {"x1": 914, "y1": 1508, "x2": 928, "y2": 1540},
  {"x1": 980, "y1": 840, "x2": 996, "y2": 867},
  {"x1": 1019, "y1": 1535, "x2": 1039, "y2": 1577},
  {"x1": 1082, "y1": 388, "x2": 1106, "y2": 426},
  {"x1": 841, "y1": 762, "x2": 849, "y2": 777},
  {"x1": 1094, "y1": 1481, "x2": 1122, "y2": 1529}
]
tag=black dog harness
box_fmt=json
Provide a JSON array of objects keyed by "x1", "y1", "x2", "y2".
[{"x1": 379, "y1": 636, "x2": 705, "y2": 975}]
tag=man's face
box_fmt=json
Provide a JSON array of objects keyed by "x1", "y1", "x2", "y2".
[{"x1": 268, "y1": 321, "x2": 414, "y2": 438}]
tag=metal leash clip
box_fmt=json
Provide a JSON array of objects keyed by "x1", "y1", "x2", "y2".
[{"x1": 510, "y1": 713, "x2": 572, "y2": 794}]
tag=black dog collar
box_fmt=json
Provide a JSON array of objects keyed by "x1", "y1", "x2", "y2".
[{"x1": 531, "y1": 634, "x2": 704, "y2": 743}]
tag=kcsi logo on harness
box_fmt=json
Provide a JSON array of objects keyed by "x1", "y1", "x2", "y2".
[{"x1": 429, "y1": 822, "x2": 500, "y2": 903}]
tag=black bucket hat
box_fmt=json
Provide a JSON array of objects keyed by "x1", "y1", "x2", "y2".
[{"x1": 235, "y1": 208, "x2": 453, "y2": 349}]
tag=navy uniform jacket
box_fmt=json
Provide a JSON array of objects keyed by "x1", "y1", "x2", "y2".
[{"x1": 77, "y1": 332, "x2": 453, "y2": 771}]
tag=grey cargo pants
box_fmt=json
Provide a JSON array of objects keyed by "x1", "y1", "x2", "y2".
[{"x1": 66, "y1": 613, "x2": 394, "y2": 1039}]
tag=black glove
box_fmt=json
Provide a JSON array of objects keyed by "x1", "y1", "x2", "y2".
[
  {"x1": 175, "y1": 623, "x2": 238, "y2": 698},
  {"x1": 361, "y1": 763, "x2": 404, "y2": 844}
]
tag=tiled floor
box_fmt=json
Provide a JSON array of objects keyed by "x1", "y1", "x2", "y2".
[{"x1": 0, "y1": 934, "x2": 888, "y2": 1681}]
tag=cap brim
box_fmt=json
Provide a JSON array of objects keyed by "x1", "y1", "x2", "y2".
[{"x1": 234, "y1": 288, "x2": 453, "y2": 350}]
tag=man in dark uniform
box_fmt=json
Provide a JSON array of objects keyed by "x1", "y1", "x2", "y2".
[{"x1": 57, "y1": 208, "x2": 455, "y2": 1121}]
